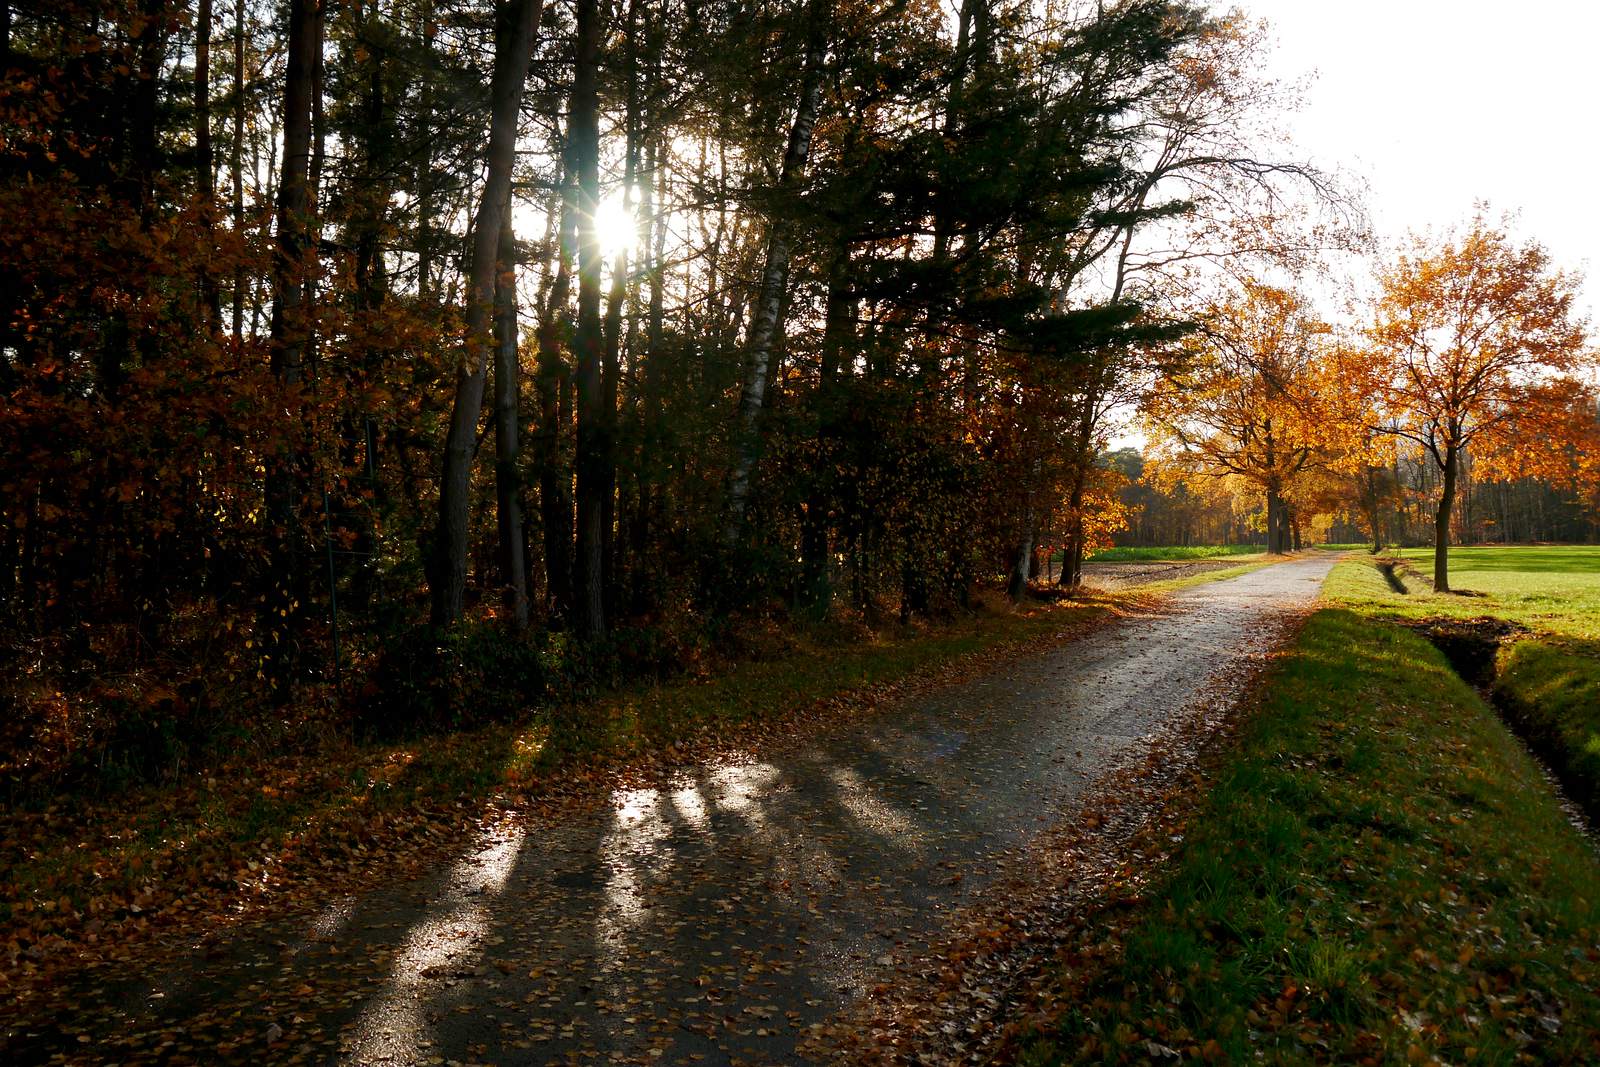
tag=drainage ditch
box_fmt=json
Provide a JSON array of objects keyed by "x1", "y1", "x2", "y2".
[
  {"x1": 1377, "y1": 559, "x2": 1410, "y2": 595},
  {"x1": 1408, "y1": 617, "x2": 1597, "y2": 845}
]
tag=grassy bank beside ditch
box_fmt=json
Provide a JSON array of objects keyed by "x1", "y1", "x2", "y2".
[
  {"x1": 1024, "y1": 566, "x2": 1600, "y2": 1065},
  {"x1": 1495, "y1": 639, "x2": 1600, "y2": 818},
  {"x1": 1333, "y1": 547, "x2": 1600, "y2": 816}
]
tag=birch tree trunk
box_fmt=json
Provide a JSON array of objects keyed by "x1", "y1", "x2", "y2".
[
  {"x1": 430, "y1": 0, "x2": 543, "y2": 627},
  {"x1": 720, "y1": 0, "x2": 827, "y2": 546}
]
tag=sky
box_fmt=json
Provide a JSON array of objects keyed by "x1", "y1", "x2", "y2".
[
  {"x1": 1110, "y1": 0, "x2": 1598, "y2": 450},
  {"x1": 1246, "y1": 0, "x2": 1599, "y2": 323}
]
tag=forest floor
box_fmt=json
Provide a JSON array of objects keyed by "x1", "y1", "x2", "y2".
[{"x1": 1, "y1": 557, "x2": 1335, "y2": 1064}]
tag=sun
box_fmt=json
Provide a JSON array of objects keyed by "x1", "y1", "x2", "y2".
[{"x1": 594, "y1": 191, "x2": 638, "y2": 260}]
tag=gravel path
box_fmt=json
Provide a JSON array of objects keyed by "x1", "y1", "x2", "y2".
[{"x1": 11, "y1": 556, "x2": 1335, "y2": 1066}]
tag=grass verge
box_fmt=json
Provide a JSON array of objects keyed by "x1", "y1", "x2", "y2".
[
  {"x1": 1086, "y1": 544, "x2": 1266, "y2": 563},
  {"x1": 1495, "y1": 639, "x2": 1600, "y2": 817},
  {"x1": 1023, "y1": 596, "x2": 1600, "y2": 1064},
  {"x1": 1132, "y1": 556, "x2": 1287, "y2": 594}
]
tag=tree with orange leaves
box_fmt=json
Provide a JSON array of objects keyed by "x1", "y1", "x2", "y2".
[
  {"x1": 1365, "y1": 216, "x2": 1592, "y2": 591},
  {"x1": 1143, "y1": 282, "x2": 1329, "y2": 553}
]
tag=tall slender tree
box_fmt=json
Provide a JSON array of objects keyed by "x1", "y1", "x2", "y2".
[
  {"x1": 571, "y1": 0, "x2": 606, "y2": 638},
  {"x1": 721, "y1": 0, "x2": 829, "y2": 546},
  {"x1": 494, "y1": 188, "x2": 530, "y2": 628},
  {"x1": 431, "y1": 0, "x2": 544, "y2": 627},
  {"x1": 262, "y1": 0, "x2": 323, "y2": 690}
]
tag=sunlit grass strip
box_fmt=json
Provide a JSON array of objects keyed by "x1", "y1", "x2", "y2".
[
  {"x1": 1085, "y1": 544, "x2": 1266, "y2": 562},
  {"x1": 1130, "y1": 557, "x2": 1282, "y2": 594},
  {"x1": 1390, "y1": 545, "x2": 1600, "y2": 641},
  {"x1": 1323, "y1": 549, "x2": 1600, "y2": 819},
  {"x1": 1026, "y1": 606, "x2": 1600, "y2": 1065}
]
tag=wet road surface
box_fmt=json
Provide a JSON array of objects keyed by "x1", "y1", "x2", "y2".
[{"x1": 14, "y1": 555, "x2": 1335, "y2": 1065}]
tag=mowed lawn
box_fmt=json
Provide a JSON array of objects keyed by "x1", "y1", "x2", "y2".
[
  {"x1": 1337, "y1": 544, "x2": 1600, "y2": 639},
  {"x1": 1025, "y1": 548, "x2": 1600, "y2": 1065}
]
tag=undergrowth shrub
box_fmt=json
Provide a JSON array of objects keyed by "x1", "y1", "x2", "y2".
[{"x1": 363, "y1": 623, "x2": 558, "y2": 737}]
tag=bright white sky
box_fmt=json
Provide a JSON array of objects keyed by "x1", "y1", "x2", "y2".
[
  {"x1": 1110, "y1": 1, "x2": 1597, "y2": 450},
  {"x1": 1246, "y1": 0, "x2": 1598, "y2": 323}
]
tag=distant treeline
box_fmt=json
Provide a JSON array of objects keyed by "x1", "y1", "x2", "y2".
[{"x1": 1104, "y1": 448, "x2": 1599, "y2": 550}]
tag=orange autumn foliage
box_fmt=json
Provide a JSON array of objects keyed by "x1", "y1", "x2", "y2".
[{"x1": 1357, "y1": 215, "x2": 1594, "y2": 587}]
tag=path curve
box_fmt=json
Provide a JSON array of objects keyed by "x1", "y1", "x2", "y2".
[{"x1": 12, "y1": 555, "x2": 1335, "y2": 1066}]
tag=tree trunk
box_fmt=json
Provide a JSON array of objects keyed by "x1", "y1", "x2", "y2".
[
  {"x1": 194, "y1": 0, "x2": 220, "y2": 324},
  {"x1": 1008, "y1": 516, "x2": 1035, "y2": 602},
  {"x1": 494, "y1": 190, "x2": 530, "y2": 629},
  {"x1": 1434, "y1": 441, "x2": 1458, "y2": 592},
  {"x1": 536, "y1": 164, "x2": 576, "y2": 622},
  {"x1": 415, "y1": 0, "x2": 437, "y2": 303},
  {"x1": 571, "y1": 0, "x2": 606, "y2": 639},
  {"x1": 800, "y1": 243, "x2": 853, "y2": 608},
  {"x1": 599, "y1": 4, "x2": 637, "y2": 615},
  {"x1": 262, "y1": 0, "x2": 320, "y2": 694},
  {"x1": 130, "y1": 0, "x2": 161, "y2": 226},
  {"x1": 230, "y1": 0, "x2": 246, "y2": 343},
  {"x1": 632, "y1": 131, "x2": 666, "y2": 612},
  {"x1": 1064, "y1": 527, "x2": 1085, "y2": 589},
  {"x1": 720, "y1": 0, "x2": 827, "y2": 546},
  {"x1": 1265, "y1": 485, "x2": 1285, "y2": 555},
  {"x1": 351, "y1": 0, "x2": 389, "y2": 313},
  {"x1": 1058, "y1": 433, "x2": 1091, "y2": 588},
  {"x1": 430, "y1": 0, "x2": 543, "y2": 627},
  {"x1": 302, "y1": 0, "x2": 327, "y2": 373}
]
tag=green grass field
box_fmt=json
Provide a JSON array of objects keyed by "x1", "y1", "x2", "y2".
[
  {"x1": 1027, "y1": 546, "x2": 1600, "y2": 1064},
  {"x1": 1323, "y1": 545, "x2": 1600, "y2": 636},
  {"x1": 1085, "y1": 544, "x2": 1266, "y2": 562},
  {"x1": 1375, "y1": 545, "x2": 1600, "y2": 639}
]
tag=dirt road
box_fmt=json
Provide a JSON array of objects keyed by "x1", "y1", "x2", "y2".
[{"x1": 8, "y1": 555, "x2": 1336, "y2": 1065}]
